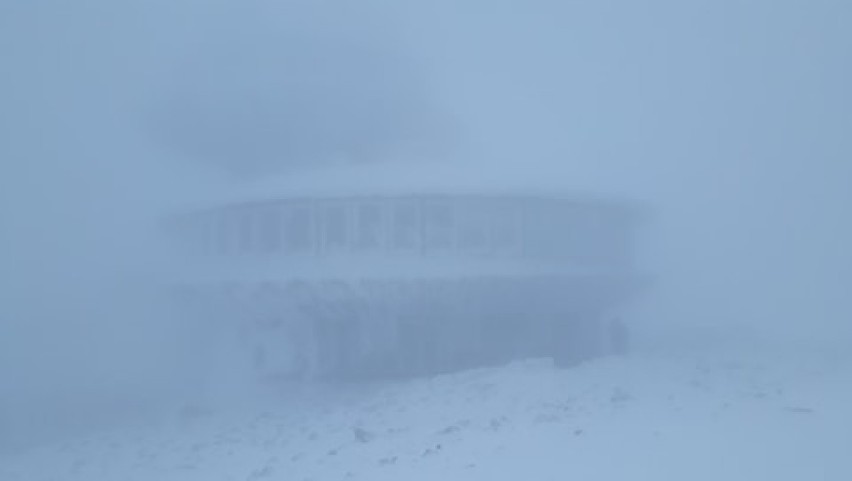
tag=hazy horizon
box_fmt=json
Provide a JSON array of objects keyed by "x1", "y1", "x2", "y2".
[{"x1": 1, "y1": 0, "x2": 850, "y2": 459}]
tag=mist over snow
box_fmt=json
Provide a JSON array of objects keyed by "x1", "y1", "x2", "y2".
[
  {"x1": 1, "y1": 0, "x2": 851, "y2": 479},
  {"x1": 401, "y1": 0, "x2": 852, "y2": 348}
]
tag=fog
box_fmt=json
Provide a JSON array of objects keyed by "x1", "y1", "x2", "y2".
[{"x1": 1, "y1": 0, "x2": 851, "y2": 476}]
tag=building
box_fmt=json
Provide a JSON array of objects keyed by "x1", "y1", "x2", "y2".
[{"x1": 165, "y1": 162, "x2": 646, "y2": 380}]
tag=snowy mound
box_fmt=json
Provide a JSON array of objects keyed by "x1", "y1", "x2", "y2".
[{"x1": 2, "y1": 354, "x2": 850, "y2": 481}]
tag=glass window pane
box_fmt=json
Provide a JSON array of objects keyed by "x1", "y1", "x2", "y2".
[
  {"x1": 323, "y1": 205, "x2": 347, "y2": 250},
  {"x1": 237, "y1": 211, "x2": 254, "y2": 253},
  {"x1": 218, "y1": 211, "x2": 237, "y2": 254},
  {"x1": 283, "y1": 206, "x2": 313, "y2": 252},
  {"x1": 423, "y1": 202, "x2": 454, "y2": 250},
  {"x1": 392, "y1": 203, "x2": 419, "y2": 249},
  {"x1": 257, "y1": 207, "x2": 281, "y2": 253},
  {"x1": 457, "y1": 205, "x2": 489, "y2": 251},
  {"x1": 491, "y1": 205, "x2": 518, "y2": 251},
  {"x1": 355, "y1": 203, "x2": 383, "y2": 249}
]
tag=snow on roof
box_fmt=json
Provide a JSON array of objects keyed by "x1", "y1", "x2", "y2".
[{"x1": 189, "y1": 159, "x2": 642, "y2": 211}]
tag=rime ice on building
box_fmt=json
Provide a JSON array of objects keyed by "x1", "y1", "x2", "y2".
[{"x1": 166, "y1": 163, "x2": 646, "y2": 381}]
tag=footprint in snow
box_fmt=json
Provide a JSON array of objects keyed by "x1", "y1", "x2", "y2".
[
  {"x1": 247, "y1": 465, "x2": 274, "y2": 480},
  {"x1": 353, "y1": 427, "x2": 374, "y2": 443},
  {"x1": 422, "y1": 444, "x2": 443, "y2": 456},
  {"x1": 437, "y1": 425, "x2": 462, "y2": 435}
]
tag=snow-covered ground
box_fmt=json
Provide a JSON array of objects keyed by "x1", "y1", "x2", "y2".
[{"x1": 3, "y1": 350, "x2": 851, "y2": 481}]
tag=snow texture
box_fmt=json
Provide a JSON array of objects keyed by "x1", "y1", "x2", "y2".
[{"x1": 2, "y1": 351, "x2": 850, "y2": 481}]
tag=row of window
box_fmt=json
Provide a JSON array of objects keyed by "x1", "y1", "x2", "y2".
[{"x1": 180, "y1": 199, "x2": 524, "y2": 256}]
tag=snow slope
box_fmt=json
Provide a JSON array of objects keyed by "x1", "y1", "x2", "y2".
[{"x1": 2, "y1": 351, "x2": 850, "y2": 481}]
